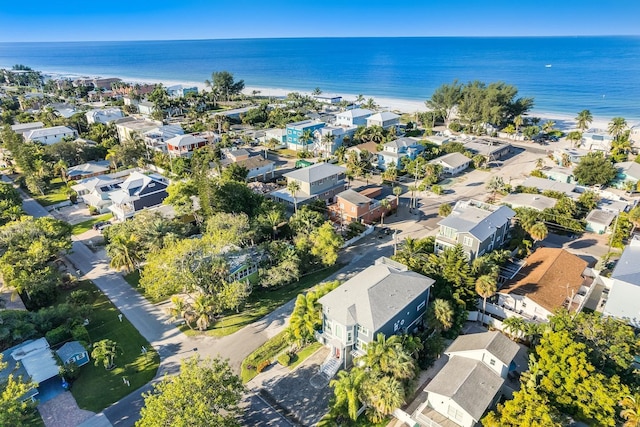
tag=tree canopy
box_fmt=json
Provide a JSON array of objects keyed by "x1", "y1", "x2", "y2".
[{"x1": 573, "y1": 152, "x2": 617, "y2": 186}]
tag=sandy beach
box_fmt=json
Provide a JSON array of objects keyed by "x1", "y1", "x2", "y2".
[{"x1": 43, "y1": 70, "x2": 616, "y2": 131}]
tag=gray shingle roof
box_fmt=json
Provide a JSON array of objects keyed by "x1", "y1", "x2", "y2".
[
  {"x1": 425, "y1": 356, "x2": 504, "y2": 421},
  {"x1": 586, "y1": 209, "x2": 616, "y2": 227},
  {"x1": 318, "y1": 259, "x2": 434, "y2": 331},
  {"x1": 438, "y1": 202, "x2": 515, "y2": 241},
  {"x1": 521, "y1": 176, "x2": 577, "y2": 195},
  {"x1": 429, "y1": 152, "x2": 471, "y2": 169},
  {"x1": 385, "y1": 137, "x2": 419, "y2": 149},
  {"x1": 284, "y1": 163, "x2": 346, "y2": 184},
  {"x1": 611, "y1": 242, "x2": 640, "y2": 285},
  {"x1": 445, "y1": 331, "x2": 520, "y2": 366},
  {"x1": 501, "y1": 193, "x2": 557, "y2": 211},
  {"x1": 56, "y1": 341, "x2": 87, "y2": 362}
]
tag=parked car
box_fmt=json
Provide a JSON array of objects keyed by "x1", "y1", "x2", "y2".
[{"x1": 92, "y1": 221, "x2": 108, "y2": 231}]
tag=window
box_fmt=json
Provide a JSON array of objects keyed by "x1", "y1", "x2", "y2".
[
  {"x1": 334, "y1": 324, "x2": 343, "y2": 339},
  {"x1": 417, "y1": 301, "x2": 426, "y2": 311},
  {"x1": 357, "y1": 325, "x2": 369, "y2": 337},
  {"x1": 490, "y1": 358, "x2": 496, "y2": 366},
  {"x1": 347, "y1": 330, "x2": 353, "y2": 343},
  {"x1": 447, "y1": 405, "x2": 464, "y2": 422},
  {"x1": 440, "y1": 226, "x2": 456, "y2": 238},
  {"x1": 463, "y1": 236, "x2": 473, "y2": 247},
  {"x1": 521, "y1": 302, "x2": 527, "y2": 308}
]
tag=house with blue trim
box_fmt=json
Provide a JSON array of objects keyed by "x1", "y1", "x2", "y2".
[
  {"x1": 286, "y1": 120, "x2": 325, "y2": 151},
  {"x1": 377, "y1": 137, "x2": 425, "y2": 170},
  {"x1": 612, "y1": 162, "x2": 640, "y2": 190}
]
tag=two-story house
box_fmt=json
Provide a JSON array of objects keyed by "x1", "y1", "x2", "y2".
[
  {"x1": 108, "y1": 172, "x2": 169, "y2": 220},
  {"x1": 71, "y1": 175, "x2": 124, "y2": 214},
  {"x1": 500, "y1": 193, "x2": 557, "y2": 211},
  {"x1": 165, "y1": 134, "x2": 207, "y2": 158},
  {"x1": 317, "y1": 257, "x2": 434, "y2": 370},
  {"x1": 581, "y1": 130, "x2": 613, "y2": 152},
  {"x1": 328, "y1": 187, "x2": 397, "y2": 224},
  {"x1": 429, "y1": 152, "x2": 471, "y2": 175},
  {"x1": 377, "y1": 137, "x2": 425, "y2": 171},
  {"x1": 114, "y1": 117, "x2": 162, "y2": 143},
  {"x1": 143, "y1": 124, "x2": 185, "y2": 153},
  {"x1": 366, "y1": 111, "x2": 400, "y2": 129},
  {"x1": 166, "y1": 84, "x2": 198, "y2": 98},
  {"x1": 218, "y1": 149, "x2": 275, "y2": 181},
  {"x1": 24, "y1": 126, "x2": 77, "y2": 145},
  {"x1": 335, "y1": 108, "x2": 373, "y2": 127},
  {"x1": 286, "y1": 119, "x2": 325, "y2": 151},
  {"x1": 270, "y1": 163, "x2": 346, "y2": 207},
  {"x1": 603, "y1": 236, "x2": 640, "y2": 328},
  {"x1": 414, "y1": 331, "x2": 521, "y2": 427},
  {"x1": 435, "y1": 200, "x2": 515, "y2": 260},
  {"x1": 612, "y1": 161, "x2": 640, "y2": 190}
]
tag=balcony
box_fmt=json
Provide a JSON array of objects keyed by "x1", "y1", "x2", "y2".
[{"x1": 415, "y1": 404, "x2": 462, "y2": 427}]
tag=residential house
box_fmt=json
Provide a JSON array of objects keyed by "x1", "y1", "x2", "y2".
[
  {"x1": 143, "y1": 124, "x2": 185, "y2": 153},
  {"x1": 85, "y1": 108, "x2": 124, "y2": 124},
  {"x1": 328, "y1": 187, "x2": 397, "y2": 224},
  {"x1": 463, "y1": 139, "x2": 511, "y2": 162},
  {"x1": 166, "y1": 134, "x2": 207, "y2": 158},
  {"x1": 424, "y1": 135, "x2": 451, "y2": 146},
  {"x1": 64, "y1": 160, "x2": 111, "y2": 181},
  {"x1": 286, "y1": 120, "x2": 325, "y2": 151},
  {"x1": 520, "y1": 176, "x2": 578, "y2": 197},
  {"x1": 597, "y1": 198, "x2": 633, "y2": 214},
  {"x1": 137, "y1": 101, "x2": 155, "y2": 117},
  {"x1": 221, "y1": 245, "x2": 262, "y2": 284},
  {"x1": 166, "y1": 84, "x2": 198, "y2": 98},
  {"x1": 270, "y1": 163, "x2": 346, "y2": 207},
  {"x1": 313, "y1": 94, "x2": 342, "y2": 104},
  {"x1": 261, "y1": 128, "x2": 287, "y2": 147},
  {"x1": 313, "y1": 125, "x2": 356, "y2": 155},
  {"x1": 435, "y1": 200, "x2": 515, "y2": 260},
  {"x1": 486, "y1": 248, "x2": 592, "y2": 324},
  {"x1": 71, "y1": 176, "x2": 123, "y2": 214},
  {"x1": 115, "y1": 117, "x2": 162, "y2": 142},
  {"x1": 366, "y1": 111, "x2": 400, "y2": 129},
  {"x1": 553, "y1": 147, "x2": 589, "y2": 165},
  {"x1": 108, "y1": 172, "x2": 169, "y2": 220},
  {"x1": 213, "y1": 105, "x2": 258, "y2": 121},
  {"x1": 335, "y1": 108, "x2": 373, "y2": 127},
  {"x1": 10, "y1": 121, "x2": 44, "y2": 136},
  {"x1": 377, "y1": 137, "x2": 425, "y2": 171},
  {"x1": 544, "y1": 166, "x2": 574, "y2": 183},
  {"x1": 581, "y1": 130, "x2": 613, "y2": 152},
  {"x1": 219, "y1": 149, "x2": 275, "y2": 181},
  {"x1": 24, "y1": 126, "x2": 77, "y2": 145},
  {"x1": 500, "y1": 193, "x2": 557, "y2": 211},
  {"x1": 429, "y1": 152, "x2": 471, "y2": 175},
  {"x1": 612, "y1": 161, "x2": 640, "y2": 189},
  {"x1": 73, "y1": 77, "x2": 121, "y2": 90},
  {"x1": 317, "y1": 257, "x2": 434, "y2": 369},
  {"x1": 56, "y1": 341, "x2": 89, "y2": 367},
  {"x1": 603, "y1": 236, "x2": 640, "y2": 328},
  {"x1": 414, "y1": 331, "x2": 520, "y2": 427},
  {"x1": 585, "y1": 209, "x2": 617, "y2": 234}
]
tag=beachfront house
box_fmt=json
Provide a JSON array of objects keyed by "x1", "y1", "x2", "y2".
[
  {"x1": 166, "y1": 84, "x2": 198, "y2": 98},
  {"x1": 485, "y1": 248, "x2": 593, "y2": 324},
  {"x1": 414, "y1": 331, "x2": 520, "y2": 427},
  {"x1": 366, "y1": 111, "x2": 400, "y2": 130},
  {"x1": 24, "y1": 126, "x2": 77, "y2": 145},
  {"x1": 581, "y1": 130, "x2": 613, "y2": 152},
  {"x1": 108, "y1": 171, "x2": 169, "y2": 221},
  {"x1": 166, "y1": 134, "x2": 207, "y2": 158},
  {"x1": 435, "y1": 199, "x2": 515, "y2": 260},
  {"x1": 313, "y1": 94, "x2": 342, "y2": 104},
  {"x1": 85, "y1": 108, "x2": 124, "y2": 124},
  {"x1": 603, "y1": 236, "x2": 640, "y2": 328},
  {"x1": 377, "y1": 137, "x2": 425, "y2": 171},
  {"x1": 270, "y1": 163, "x2": 346, "y2": 207},
  {"x1": 429, "y1": 152, "x2": 471, "y2": 175},
  {"x1": 317, "y1": 257, "x2": 434, "y2": 371},
  {"x1": 335, "y1": 108, "x2": 373, "y2": 127},
  {"x1": 553, "y1": 148, "x2": 589, "y2": 165},
  {"x1": 286, "y1": 120, "x2": 325, "y2": 151},
  {"x1": 328, "y1": 187, "x2": 397, "y2": 224},
  {"x1": 463, "y1": 139, "x2": 511, "y2": 162}
]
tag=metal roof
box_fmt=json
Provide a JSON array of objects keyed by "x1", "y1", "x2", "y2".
[
  {"x1": 438, "y1": 201, "x2": 515, "y2": 241},
  {"x1": 284, "y1": 163, "x2": 346, "y2": 184}
]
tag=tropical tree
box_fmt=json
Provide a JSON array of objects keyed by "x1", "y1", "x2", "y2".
[
  {"x1": 329, "y1": 368, "x2": 366, "y2": 421},
  {"x1": 192, "y1": 294, "x2": 215, "y2": 331},
  {"x1": 476, "y1": 275, "x2": 497, "y2": 325},
  {"x1": 620, "y1": 394, "x2": 640, "y2": 427},
  {"x1": 430, "y1": 298, "x2": 454, "y2": 332},
  {"x1": 608, "y1": 117, "x2": 628, "y2": 139},
  {"x1": 0, "y1": 355, "x2": 37, "y2": 427},
  {"x1": 379, "y1": 198, "x2": 392, "y2": 225},
  {"x1": 438, "y1": 203, "x2": 452, "y2": 217},
  {"x1": 167, "y1": 296, "x2": 195, "y2": 329},
  {"x1": 359, "y1": 333, "x2": 416, "y2": 381},
  {"x1": 528, "y1": 222, "x2": 548, "y2": 244},
  {"x1": 298, "y1": 129, "x2": 314, "y2": 152},
  {"x1": 566, "y1": 131, "x2": 582, "y2": 148},
  {"x1": 542, "y1": 120, "x2": 556, "y2": 134},
  {"x1": 486, "y1": 176, "x2": 505, "y2": 200},
  {"x1": 425, "y1": 80, "x2": 463, "y2": 125},
  {"x1": 107, "y1": 234, "x2": 141, "y2": 273},
  {"x1": 573, "y1": 152, "x2": 617, "y2": 186},
  {"x1": 91, "y1": 339, "x2": 120, "y2": 370},
  {"x1": 361, "y1": 374, "x2": 405, "y2": 423},
  {"x1": 204, "y1": 71, "x2": 245, "y2": 102},
  {"x1": 309, "y1": 222, "x2": 343, "y2": 266},
  {"x1": 137, "y1": 356, "x2": 243, "y2": 427},
  {"x1": 576, "y1": 110, "x2": 593, "y2": 132},
  {"x1": 514, "y1": 114, "x2": 524, "y2": 133},
  {"x1": 287, "y1": 180, "x2": 301, "y2": 213}
]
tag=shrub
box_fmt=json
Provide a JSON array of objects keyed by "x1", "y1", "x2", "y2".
[
  {"x1": 71, "y1": 324, "x2": 90, "y2": 344},
  {"x1": 67, "y1": 289, "x2": 90, "y2": 306},
  {"x1": 59, "y1": 362, "x2": 81, "y2": 381},
  {"x1": 88, "y1": 206, "x2": 98, "y2": 215},
  {"x1": 46, "y1": 325, "x2": 71, "y2": 346},
  {"x1": 256, "y1": 359, "x2": 271, "y2": 373},
  {"x1": 431, "y1": 185, "x2": 443, "y2": 195},
  {"x1": 277, "y1": 354, "x2": 291, "y2": 366},
  {"x1": 448, "y1": 122, "x2": 462, "y2": 132}
]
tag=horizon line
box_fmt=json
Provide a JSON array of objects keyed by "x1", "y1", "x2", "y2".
[{"x1": 2, "y1": 34, "x2": 640, "y2": 44}]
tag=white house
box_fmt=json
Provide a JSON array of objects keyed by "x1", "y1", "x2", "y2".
[
  {"x1": 500, "y1": 193, "x2": 557, "y2": 211},
  {"x1": 603, "y1": 236, "x2": 640, "y2": 328},
  {"x1": 429, "y1": 152, "x2": 471, "y2": 175},
  {"x1": 85, "y1": 108, "x2": 124, "y2": 124},
  {"x1": 11, "y1": 122, "x2": 44, "y2": 136},
  {"x1": 71, "y1": 175, "x2": 124, "y2": 213},
  {"x1": 143, "y1": 124, "x2": 185, "y2": 153},
  {"x1": 115, "y1": 117, "x2": 163, "y2": 143},
  {"x1": 366, "y1": 111, "x2": 400, "y2": 129},
  {"x1": 166, "y1": 134, "x2": 207, "y2": 158},
  {"x1": 335, "y1": 108, "x2": 373, "y2": 127},
  {"x1": 218, "y1": 149, "x2": 275, "y2": 181},
  {"x1": 581, "y1": 130, "x2": 613, "y2": 152},
  {"x1": 24, "y1": 126, "x2": 77, "y2": 145},
  {"x1": 585, "y1": 209, "x2": 617, "y2": 234}
]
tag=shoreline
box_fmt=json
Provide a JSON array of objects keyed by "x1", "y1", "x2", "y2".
[{"x1": 39, "y1": 69, "x2": 624, "y2": 131}]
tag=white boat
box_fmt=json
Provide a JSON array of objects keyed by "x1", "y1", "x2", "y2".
[{"x1": 545, "y1": 64, "x2": 552, "y2": 68}]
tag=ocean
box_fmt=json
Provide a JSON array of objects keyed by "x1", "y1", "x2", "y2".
[{"x1": 1, "y1": 37, "x2": 639, "y2": 122}]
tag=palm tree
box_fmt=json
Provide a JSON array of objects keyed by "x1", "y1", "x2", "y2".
[
  {"x1": 264, "y1": 209, "x2": 285, "y2": 240},
  {"x1": 620, "y1": 394, "x2": 640, "y2": 427},
  {"x1": 107, "y1": 234, "x2": 140, "y2": 273},
  {"x1": 430, "y1": 298, "x2": 454, "y2": 332},
  {"x1": 608, "y1": 117, "x2": 628, "y2": 139},
  {"x1": 542, "y1": 120, "x2": 556, "y2": 134},
  {"x1": 514, "y1": 115, "x2": 524, "y2": 133},
  {"x1": 379, "y1": 198, "x2": 391, "y2": 225},
  {"x1": 486, "y1": 176, "x2": 505, "y2": 201},
  {"x1": 393, "y1": 186, "x2": 402, "y2": 213},
  {"x1": 476, "y1": 275, "x2": 498, "y2": 325},
  {"x1": 360, "y1": 334, "x2": 415, "y2": 381},
  {"x1": 330, "y1": 368, "x2": 366, "y2": 421},
  {"x1": 287, "y1": 180, "x2": 301, "y2": 213},
  {"x1": 91, "y1": 339, "x2": 120, "y2": 370},
  {"x1": 54, "y1": 159, "x2": 68, "y2": 182},
  {"x1": 566, "y1": 131, "x2": 582, "y2": 148},
  {"x1": 528, "y1": 222, "x2": 548, "y2": 244},
  {"x1": 298, "y1": 129, "x2": 314, "y2": 152},
  {"x1": 361, "y1": 374, "x2": 405, "y2": 423},
  {"x1": 576, "y1": 110, "x2": 593, "y2": 132},
  {"x1": 502, "y1": 316, "x2": 526, "y2": 340},
  {"x1": 321, "y1": 133, "x2": 336, "y2": 157},
  {"x1": 192, "y1": 294, "x2": 214, "y2": 331}
]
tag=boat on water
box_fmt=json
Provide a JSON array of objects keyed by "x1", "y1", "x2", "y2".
[{"x1": 545, "y1": 64, "x2": 552, "y2": 68}]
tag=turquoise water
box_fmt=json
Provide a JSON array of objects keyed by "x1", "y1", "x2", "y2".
[{"x1": 1, "y1": 37, "x2": 639, "y2": 120}]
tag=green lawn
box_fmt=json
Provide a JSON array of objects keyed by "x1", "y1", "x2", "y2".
[
  {"x1": 241, "y1": 330, "x2": 290, "y2": 383},
  {"x1": 182, "y1": 263, "x2": 344, "y2": 338},
  {"x1": 57, "y1": 281, "x2": 160, "y2": 412},
  {"x1": 288, "y1": 342, "x2": 322, "y2": 370},
  {"x1": 32, "y1": 177, "x2": 70, "y2": 206},
  {"x1": 71, "y1": 213, "x2": 113, "y2": 235}
]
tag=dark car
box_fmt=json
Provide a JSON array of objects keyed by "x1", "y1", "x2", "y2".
[{"x1": 92, "y1": 221, "x2": 108, "y2": 231}]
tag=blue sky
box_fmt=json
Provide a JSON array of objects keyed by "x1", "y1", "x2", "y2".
[{"x1": 2, "y1": 0, "x2": 639, "y2": 42}]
